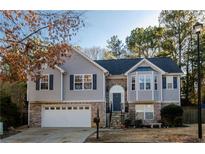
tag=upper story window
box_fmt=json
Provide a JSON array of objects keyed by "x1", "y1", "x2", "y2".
[
  {"x1": 139, "y1": 75, "x2": 151, "y2": 90},
  {"x1": 40, "y1": 75, "x2": 49, "y2": 90},
  {"x1": 131, "y1": 76, "x2": 135, "y2": 90},
  {"x1": 162, "y1": 76, "x2": 178, "y2": 90},
  {"x1": 74, "y1": 74, "x2": 92, "y2": 90}
]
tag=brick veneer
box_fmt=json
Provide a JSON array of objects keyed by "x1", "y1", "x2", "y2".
[{"x1": 29, "y1": 101, "x2": 106, "y2": 128}]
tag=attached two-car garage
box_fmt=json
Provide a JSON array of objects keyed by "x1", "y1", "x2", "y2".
[{"x1": 41, "y1": 105, "x2": 91, "y2": 127}]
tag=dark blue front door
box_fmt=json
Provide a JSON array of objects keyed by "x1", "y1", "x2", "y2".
[{"x1": 113, "y1": 93, "x2": 121, "y2": 111}]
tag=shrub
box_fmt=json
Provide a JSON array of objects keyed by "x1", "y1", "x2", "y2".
[
  {"x1": 160, "y1": 104, "x2": 183, "y2": 127},
  {"x1": 124, "y1": 118, "x2": 131, "y2": 128},
  {"x1": 174, "y1": 117, "x2": 183, "y2": 127},
  {"x1": 134, "y1": 119, "x2": 143, "y2": 128}
]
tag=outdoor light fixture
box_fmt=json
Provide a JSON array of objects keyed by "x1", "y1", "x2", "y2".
[
  {"x1": 193, "y1": 22, "x2": 203, "y2": 33},
  {"x1": 193, "y1": 21, "x2": 203, "y2": 139}
]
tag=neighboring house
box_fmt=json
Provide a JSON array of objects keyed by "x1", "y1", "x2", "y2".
[{"x1": 27, "y1": 48, "x2": 182, "y2": 128}]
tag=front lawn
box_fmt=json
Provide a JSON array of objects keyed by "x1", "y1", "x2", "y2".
[{"x1": 85, "y1": 124, "x2": 205, "y2": 143}]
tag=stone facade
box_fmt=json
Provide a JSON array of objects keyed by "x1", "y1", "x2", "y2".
[{"x1": 29, "y1": 101, "x2": 106, "y2": 128}]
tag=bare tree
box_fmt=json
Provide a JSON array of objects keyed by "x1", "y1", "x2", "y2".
[{"x1": 83, "y1": 46, "x2": 105, "y2": 60}]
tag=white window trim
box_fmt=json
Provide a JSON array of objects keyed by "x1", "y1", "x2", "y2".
[
  {"x1": 73, "y1": 74, "x2": 93, "y2": 91},
  {"x1": 139, "y1": 75, "x2": 152, "y2": 91},
  {"x1": 136, "y1": 105, "x2": 154, "y2": 120},
  {"x1": 40, "y1": 74, "x2": 49, "y2": 90}
]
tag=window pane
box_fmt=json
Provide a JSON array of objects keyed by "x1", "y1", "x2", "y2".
[
  {"x1": 132, "y1": 76, "x2": 135, "y2": 83},
  {"x1": 75, "y1": 75, "x2": 82, "y2": 82},
  {"x1": 139, "y1": 76, "x2": 144, "y2": 90},
  {"x1": 41, "y1": 83, "x2": 48, "y2": 90},
  {"x1": 131, "y1": 76, "x2": 135, "y2": 90},
  {"x1": 144, "y1": 105, "x2": 154, "y2": 112},
  {"x1": 139, "y1": 76, "x2": 144, "y2": 83},
  {"x1": 84, "y1": 75, "x2": 92, "y2": 82},
  {"x1": 145, "y1": 112, "x2": 154, "y2": 120},
  {"x1": 41, "y1": 75, "x2": 48, "y2": 82},
  {"x1": 135, "y1": 105, "x2": 144, "y2": 112},
  {"x1": 132, "y1": 84, "x2": 135, "y2": 90},
  {"x1": 146, "y1": 83, "x2": 151, "y2": 90},
  {"x1": 168, "y1": 83, "x2": 172, "y2": 89},
  {"x1": 75, "y1": 83, "x2": 82, "y2": 89},
  {"x1": 140, "y1": 83, "x2": 144, "y2": 90},
  {"x1": 84, "y1": 83, "x2": 92, "y2": 89},
  {"x1": 136, "y1": 112, "x2": 144, "y2": 120},
  {"x1": 146, "y1": 76, "x2": 151, "y2": 83}
]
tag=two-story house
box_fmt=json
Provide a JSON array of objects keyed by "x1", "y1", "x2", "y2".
[{"x1": 27, "y1": 48, "x2": 182, "y2": 128}]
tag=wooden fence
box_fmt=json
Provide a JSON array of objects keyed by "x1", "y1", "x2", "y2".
[{"x1": 182, "y1": 106, "x2": 205, "y2": 124}]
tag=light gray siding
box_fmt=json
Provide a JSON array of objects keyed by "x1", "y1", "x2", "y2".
[
  {"x1": 138, "y1": 90, "x2": 152, "y2": 100},
  {"x1": 27, "y1": 67, "x2": 61, "y2": 102},
  {"x1": 27, "y1": 50, "x2": 105, "y2": 102},
  {"x1": 162, "y1": 89, "x2": 179, "y2": 102},
  {"x1": 62, "y1": 51, "x2": 105, "y2": 101}
]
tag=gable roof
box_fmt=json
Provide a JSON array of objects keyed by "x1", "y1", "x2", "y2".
[
  {"x1": 58, "y1": 47, "x2": 108, "y2": 73},
  {"x1": 95, "y1": 57, "x2": 182, "y2": 75}
]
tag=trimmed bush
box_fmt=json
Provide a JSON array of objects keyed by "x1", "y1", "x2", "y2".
[{"x1": 160, "y1": 104, "x2": 183, "y2": 127}]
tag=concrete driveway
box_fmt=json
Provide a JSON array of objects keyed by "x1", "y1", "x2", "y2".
[{"x1": 1, "y1": 127, "x2": 95, "y2": 143}]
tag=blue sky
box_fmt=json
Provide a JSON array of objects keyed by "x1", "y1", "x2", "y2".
[{"x1": 70, "y1": 10, "x2": 161, "y2": 48}]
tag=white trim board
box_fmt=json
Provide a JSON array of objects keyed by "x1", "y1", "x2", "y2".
[{"x1": 55, "y1": 65, "x2": 65, "y2": 73}]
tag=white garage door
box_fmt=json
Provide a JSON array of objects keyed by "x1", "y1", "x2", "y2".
[{"x1": 41, "y1": 105, "x2": 91, "y2": 127}]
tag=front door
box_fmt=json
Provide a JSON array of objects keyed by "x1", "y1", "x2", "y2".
[{"x1": 113, "y1": 93, "x2": 121, "y2": 111}]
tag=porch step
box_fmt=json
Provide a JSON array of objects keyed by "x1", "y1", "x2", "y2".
[{"x1": 110, "y1": 112, "x2": 124, "y2": 128}]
